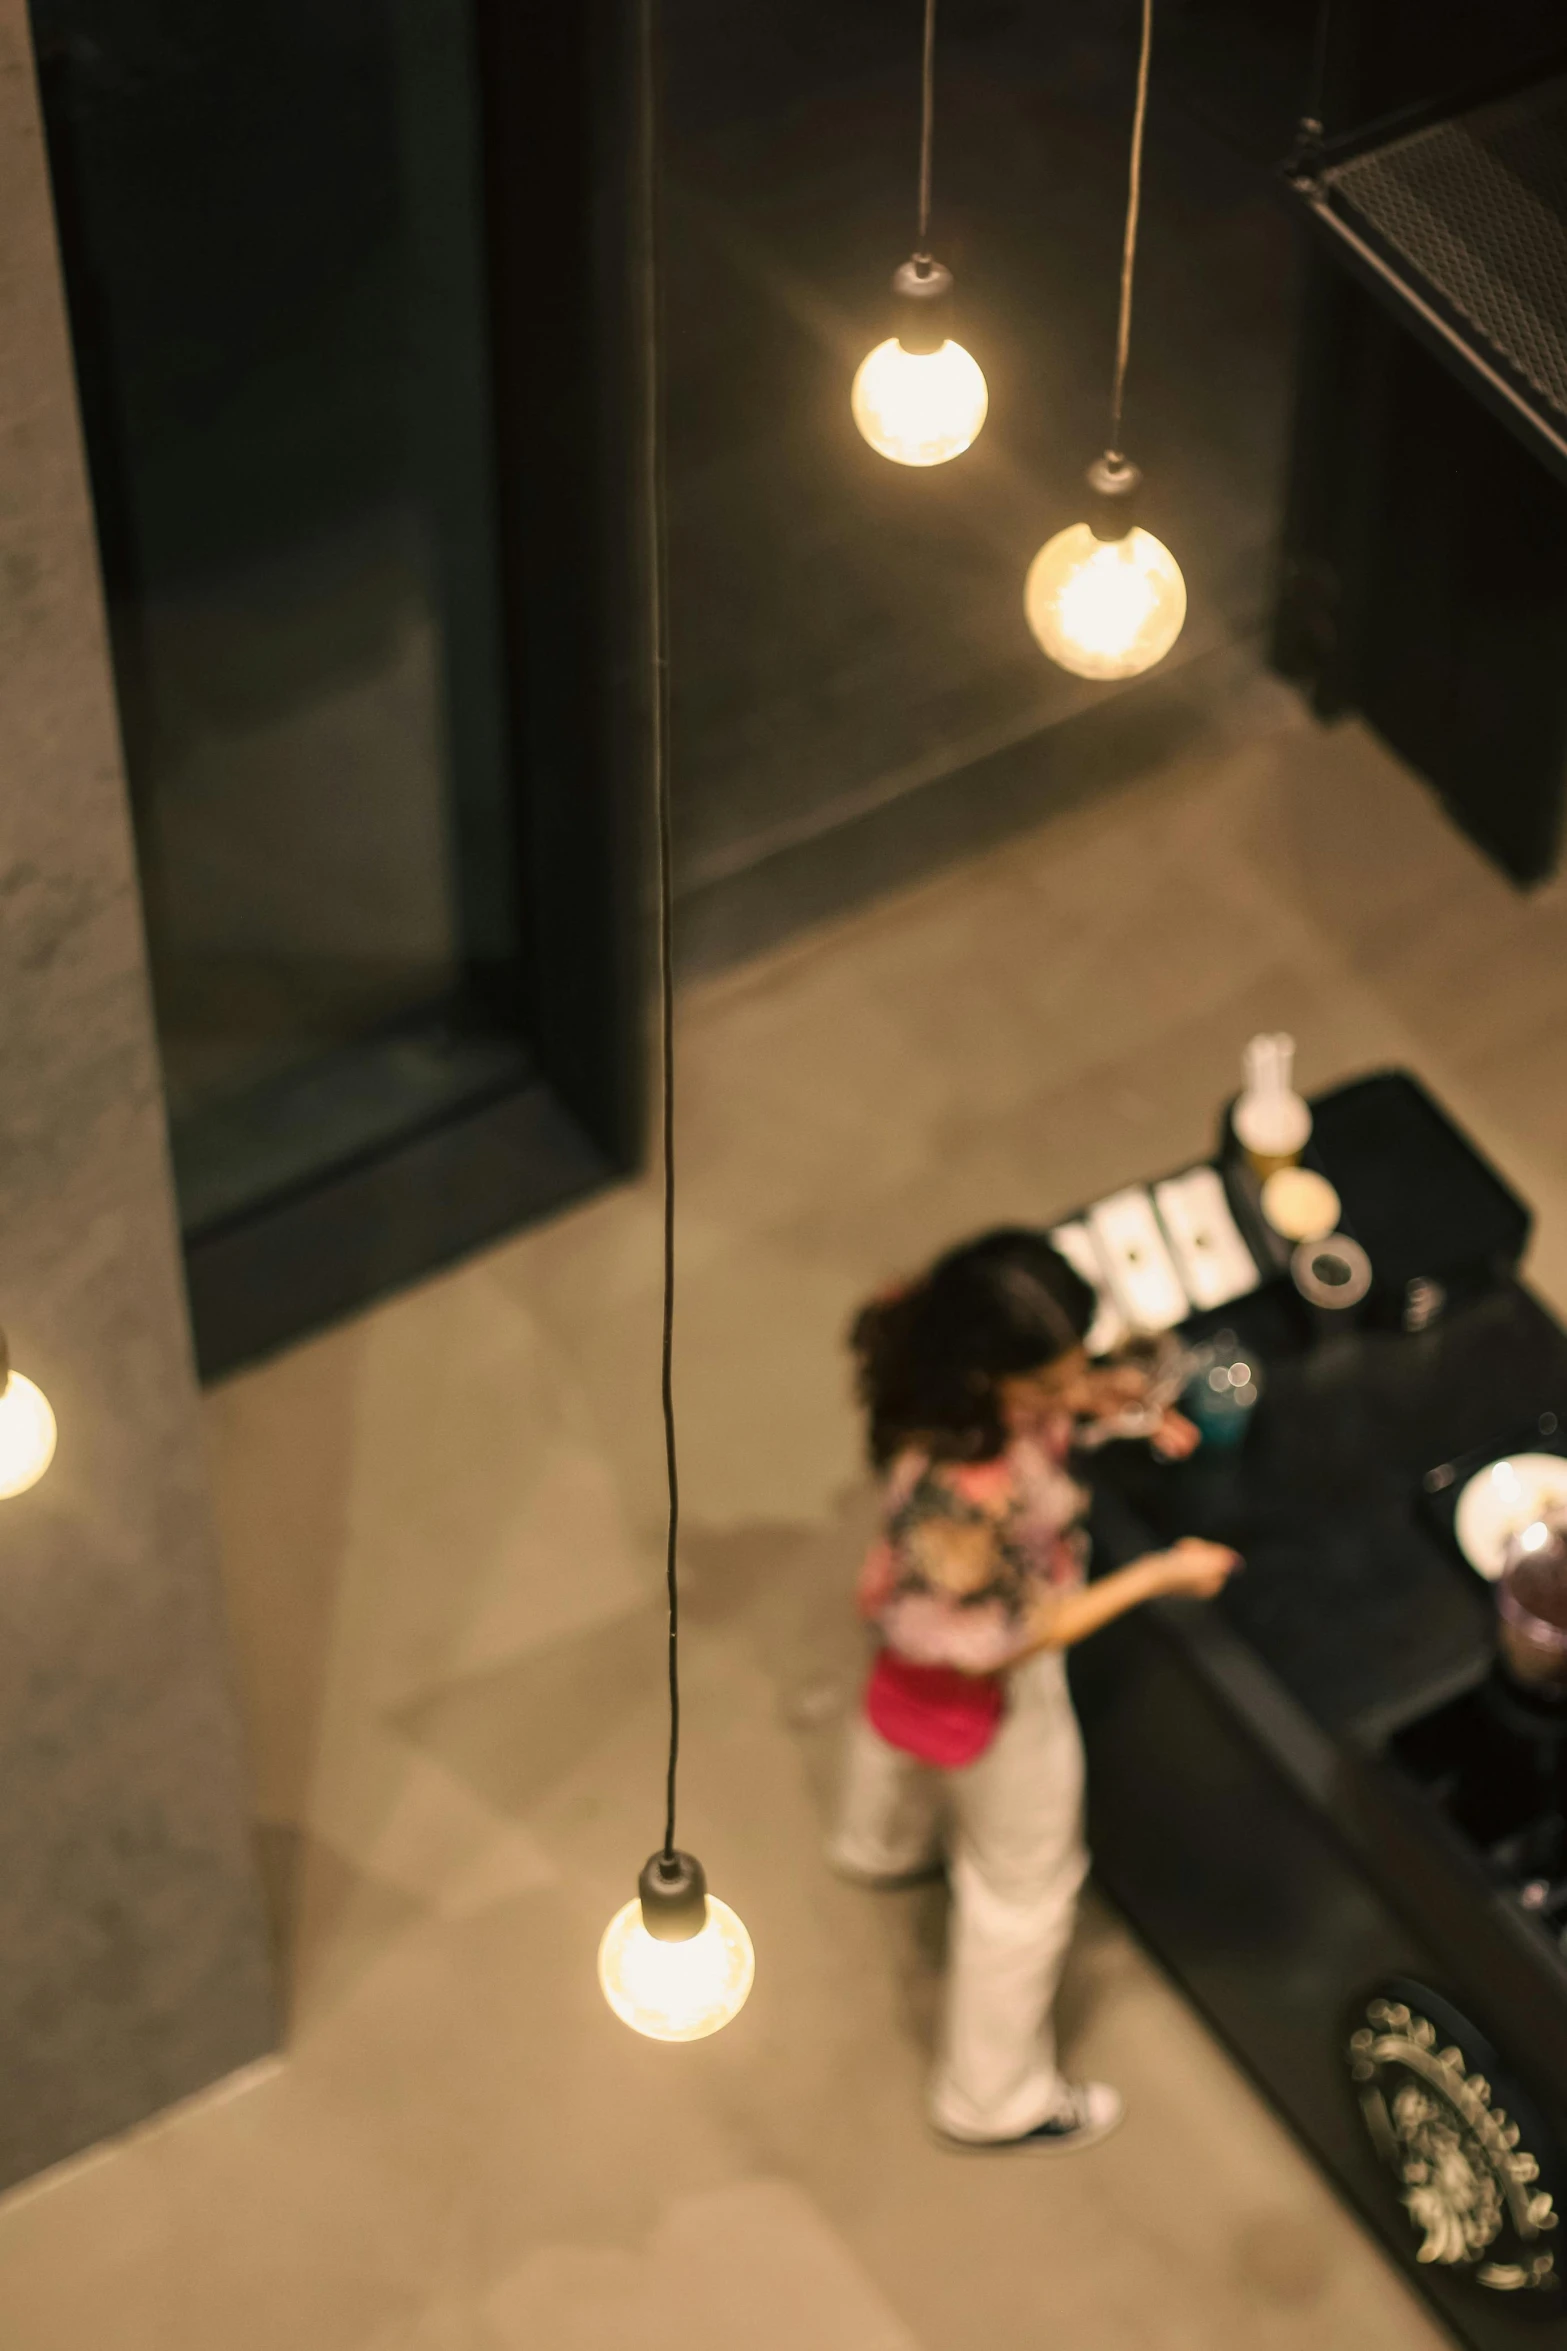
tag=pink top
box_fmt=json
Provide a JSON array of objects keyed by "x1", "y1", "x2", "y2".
[{"x1": 859, "y1": 1413, "x2": 1089, "y2": 1676}]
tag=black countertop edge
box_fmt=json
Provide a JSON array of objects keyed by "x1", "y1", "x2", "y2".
[{"x1": 1132, "y1": 1555, "x2": 1567, "y2": 2104}]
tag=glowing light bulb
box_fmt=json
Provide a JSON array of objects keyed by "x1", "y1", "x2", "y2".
[
  {"x1": 598, "y1": 1882, "x2": 754, "y2": 2043},
  {"x1": 851, "y1": 337, "x2": 988, "y2": 467},
  {"x1": 0, "y1": 1371, "x2": 55, "y2": 1498},
  {"x1": 1024, "y1": 521, "x2": 1186, "y2": 679},
  {"x1": 1024, "y1": 524, "x2": 1184, "y2": 681}
]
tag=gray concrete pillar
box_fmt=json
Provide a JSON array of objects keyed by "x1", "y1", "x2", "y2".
[{"x1": 0, "y1": 0, "x2": 276, "y2": 2188}]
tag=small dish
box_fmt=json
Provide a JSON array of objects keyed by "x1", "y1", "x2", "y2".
[{"x1": 1455, "y1": 1454, "x2": 1567, "y2": 1580}]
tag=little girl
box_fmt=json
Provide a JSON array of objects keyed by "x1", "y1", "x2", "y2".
[{"x1": 830, "y1": 1226, "x2": 1240, "y2": 2151}]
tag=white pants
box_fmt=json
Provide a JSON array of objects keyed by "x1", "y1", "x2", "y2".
[{"x1": 830, "y1": 1650, "x2": 1089, "y2": 2142}]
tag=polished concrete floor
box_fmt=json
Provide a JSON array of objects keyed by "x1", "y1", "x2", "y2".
[{"x1": 15, "y1": 701, "x2": 1567, "y2": 2344}]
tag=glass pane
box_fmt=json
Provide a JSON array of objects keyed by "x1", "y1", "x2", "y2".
[{"x1": 32, "y1": 0, "x2": 523, "y2": 1233}]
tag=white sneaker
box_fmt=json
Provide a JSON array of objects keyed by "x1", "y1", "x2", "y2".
[{"x1": 934, "y1": 2080, "x2": 1125, "y2": 2154}]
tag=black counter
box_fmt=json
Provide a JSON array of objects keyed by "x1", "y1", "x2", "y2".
[
  {"x1": 1074, "y1": 1178, "x2": 1567, "y2": 2343},
  {"x1": 1100, "y1": 1279, "x2": 1567, "y2": 1739}
]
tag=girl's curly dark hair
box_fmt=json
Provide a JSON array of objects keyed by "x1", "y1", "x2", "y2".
[{"x1": 850, "y1": 1227, "x2": 1097, "y2": 1467}]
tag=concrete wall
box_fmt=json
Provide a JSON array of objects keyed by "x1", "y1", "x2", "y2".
[{"x1": 0, "y1": 2, "x2": 275, "y2": 2187}]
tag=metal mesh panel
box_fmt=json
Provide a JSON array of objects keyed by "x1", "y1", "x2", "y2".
[{"x1": 1325, "y1": 74, "x2": 1567, "y2": 430}]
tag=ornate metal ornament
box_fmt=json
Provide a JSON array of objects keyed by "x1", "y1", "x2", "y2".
[{"x1": 1348, "y1": 1985, "x2": 1561, "y2": 2294}]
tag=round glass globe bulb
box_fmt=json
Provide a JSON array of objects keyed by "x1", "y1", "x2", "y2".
[
  {"x1": 0, "y1": 1372, "x2": 55, "y2": 1498},
  {"x1": 597, "y1": 1894, "x2": 754, "y2": 2042},
  {"x1": 851, "y1": 338, "x2": 988, "y2": 467},
  {"x1": 1024, "y1": 522, "x2": 1186, "y2": 680}
]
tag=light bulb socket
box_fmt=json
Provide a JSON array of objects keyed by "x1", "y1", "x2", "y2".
[
  {"x1": 637, "y1": 1849, "x2": 709, "y2": 1943},
  {"x1": 891, "y1": 253, "x2": 953, "y2": 356},
  {"x1": 1085, "y1": 451, "x2": 1141, "y2": 543}
]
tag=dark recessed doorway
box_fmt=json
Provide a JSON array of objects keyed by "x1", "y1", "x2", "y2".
[{"x1": 31, "y1": 0, "x2": 651, "y2": 1374}]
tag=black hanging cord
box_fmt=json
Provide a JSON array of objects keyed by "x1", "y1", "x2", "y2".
[
  {"x1": 638, "y1": 0, "x2": 682, "y2": 1867},
  {"x1": 656, "y1": 639, "x2": 681, "y2": 1864},
  {"x1": 916, "y1": 0, "x2": 937, "y2": 250},
  {"x1": 1108, "y1": 0, "x2": 1154, "y2": 461}
]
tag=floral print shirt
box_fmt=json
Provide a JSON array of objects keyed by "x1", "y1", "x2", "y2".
[{"x1": 857, "y1": 1412, "x2": 1088, "y2": 1675}]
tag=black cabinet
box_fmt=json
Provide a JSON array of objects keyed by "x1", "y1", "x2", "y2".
[
  {"x1": 1274, "y1": 61, "x2": 1567, "y2": 885},
  {"x1": 1074, "y1": 1602, "x2": 1567, "y2": 2346}
]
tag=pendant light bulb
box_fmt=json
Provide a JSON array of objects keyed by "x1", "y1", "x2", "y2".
[
  {"x1": 855, "y1": 7, "x2": 985, "y2": 467},
  {"x1": 598, "y1": 1852, "x2": 754, "y2": 2043},
  {"x1": 852, "y1": 337, "x2": 987, "y2": 468},
  {"x1": 0, "y1": 1336, "x2": 56, "y2": 1499},
  {"x1": 853, "y1": 256, "x2": 986, "y2": 468},
  {"x1": 1024, "y1": 523, "x2": 1185, "y2": 679},
  {"x1": 1025, "y1": 1, "x2": 1183, "y2": 682},
  {"x1": 618, "y1": 0, "x2": 755, "y2": 2050},
  {"x1": 1024, "y1": 454, "x2": 1185, "y2": 680}
]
